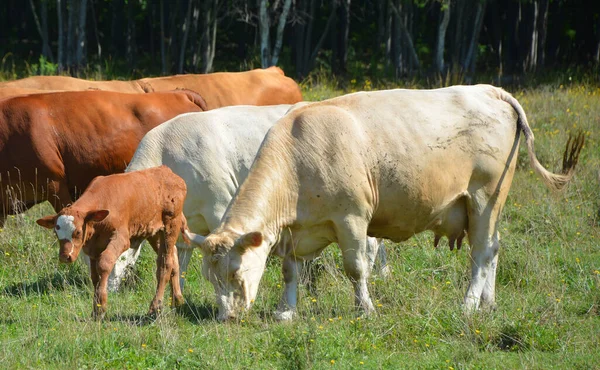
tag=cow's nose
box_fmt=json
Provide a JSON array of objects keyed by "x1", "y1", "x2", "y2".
[{"x1": 59, "y1": 254, "x2": 73, "y2": 263}]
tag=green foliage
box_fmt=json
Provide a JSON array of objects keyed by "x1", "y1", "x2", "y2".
[
  {"x1": 28, "y1": 56, "x2": 58, "y2": 76},
  {"x1": 0, "y1": 82, "x2": 599, "y2": 369}
]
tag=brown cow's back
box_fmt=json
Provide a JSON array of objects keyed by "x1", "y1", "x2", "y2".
[
  {"x1": 0, "y1": 90, "x2": 204, "y2": 217},
  {"x1": 139, "y1": 68, "x2": 302, "y2": 109},
  {"x1": 0, "y1": 69, "x2": 302, "y2": 109},
  {"x1": 0, "y1": 87, "x2": 61, "y2": 99},
  {"x1": 0, "y1": 75, "x2": 144, "y2": 93}
]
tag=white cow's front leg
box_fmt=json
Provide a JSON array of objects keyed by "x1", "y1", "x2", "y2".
[
  {"x1": 274, "y1": 256, "x2": 302, "y2": 321},
  {"x1": 338, "y1": 219, "x2": 375, "y2": 315},
  {"x1": 177, "y1": 241, "x2": 194, "y2": 290},
  {"x1": 107, "y1": 245, "x2": 143, "y2": 292}
]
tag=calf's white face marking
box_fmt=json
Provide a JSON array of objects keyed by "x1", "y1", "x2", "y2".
[{"x1": 55, "y1": 215, "x2": 76, "y2": 241}]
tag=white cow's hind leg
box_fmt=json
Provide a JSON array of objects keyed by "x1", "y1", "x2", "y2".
[
  {"x1": 480, "y1": 233, "x2": 500, "y2": 310},
  {"x1": 338, "y1": 217, "x2": 375, "y2": 315},
  {"x1": 107, "y1": 246, "x2": 143, "y2": 292},
  {"x1": 367, "y1": 238, "x2": 390, "y2": 279},
  {"x1": 274, "y1": 256, "x2": 302, "y2": 321},
  {"x1": 464, "y1": 194, "x2": 503, "y2": 313}
]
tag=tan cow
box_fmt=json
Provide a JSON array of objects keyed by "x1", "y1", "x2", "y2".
[
  {"x1": 36, "y1": 166, "x2": 189, "y2": 320},
  {"x1": 0, "y1": 87, "x2": 60, "y2": 99},
  {"x1": 0, "y1": 67, "x2": 303, "y2": 109},
  {"x1": 186, "y1": 85, "x2": 584, "y2": 321},
  {"x1": 0, "y1": 89, "x2": 206, "y2": 225},
  {"x1": 0, "y1": 75, "x2": 144, "y2": 92}
]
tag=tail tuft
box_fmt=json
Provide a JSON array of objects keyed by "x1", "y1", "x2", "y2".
[{"x1": 561, "y1": 131, "x2": 585, "y2": 176}]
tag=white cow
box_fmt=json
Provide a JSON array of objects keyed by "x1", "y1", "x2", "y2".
[
  {"x1": 107, "y1": 105, "x2": 388, "y2": 293},
  {"x1": 187, "y1": 85, "x2": 583, "y2": 321}
]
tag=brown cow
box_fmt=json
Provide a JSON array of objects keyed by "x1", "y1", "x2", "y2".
[
  {"x1": 137, "y1": 67, "x2": 303, "y2": 109},
  {"x1": 0, "y1": 75, "x2": 145, "y2": 93},
  {"x1": 0, "y1": 67, "x2": 303, "y2": 109},
  {"x1": 0, "y1": 87, "x2": 60, "y2": 99},
  {"x1": 0, "y1": 89, "x2": 207, "y2": 225},
  {"x1": 36, "y1": 166, "x2": 189, "y2": 319}
]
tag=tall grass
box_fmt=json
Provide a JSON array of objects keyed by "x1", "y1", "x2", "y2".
[{"x1": 0, "y1": 82, "x2": 598, "y2": 369}]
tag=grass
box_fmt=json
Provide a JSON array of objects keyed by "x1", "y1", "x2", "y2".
[{"x1": 1, "y1": 81, "x2": 599, "y2": 369}]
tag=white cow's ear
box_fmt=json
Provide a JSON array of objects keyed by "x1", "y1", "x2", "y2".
[
  {"x1": 36, "y1": 215, "x2": 57, "y2": 229},
  {"x1": 86, "y1": 209, "x2": 110, "y2": 223},
  {"x1": 238, "y1": 232, "x2": 263, "y2": 251}
]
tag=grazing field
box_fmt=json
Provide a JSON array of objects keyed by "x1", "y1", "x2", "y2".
[{"x1": 1, "y1": 82, "x2": 599, "y2": 369}]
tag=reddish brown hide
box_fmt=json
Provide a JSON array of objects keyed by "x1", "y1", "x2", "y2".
[
  {"x1": 36, "y1": 166, "x2": 190, "y2": 319},
  {"x1": 0, "y1": 89, "x2": 206, "y2": 223},
  {"x1": 0, "y1": 67, "x2": 303, "y2": 110}
]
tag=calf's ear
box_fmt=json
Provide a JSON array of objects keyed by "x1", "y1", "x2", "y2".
[
  {"x1": 86, "y1": 209, "x2": 110, "y2": 223},
  {"x1": 36, "y1": 215, "x2": 57, "y2": 229},
  {"x1": 238, "y1": 232, "x2": 263, "y2": 250}
]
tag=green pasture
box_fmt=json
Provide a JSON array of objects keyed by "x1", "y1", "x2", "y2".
[{"x1": 1, "y1": 81, "x2": 599, "y2": 369}]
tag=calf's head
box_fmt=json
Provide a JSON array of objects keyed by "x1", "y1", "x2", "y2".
[
  {"x1": 194, "y1": 231, "x2": 270, "y2": 321},
  {"x1": 36, "y1": 209, "x2": 109, "y2": 263}
]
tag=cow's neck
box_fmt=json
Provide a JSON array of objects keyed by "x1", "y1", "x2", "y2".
[{"x1": 220, "y1": 142, "x2": 297, "y2": 250}]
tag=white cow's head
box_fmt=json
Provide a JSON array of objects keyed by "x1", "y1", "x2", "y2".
[
  {"x1": 37, "y1": 208, "x2": 109, "y2": 263},
  {"x1": 191, "y1": 230, "x2": 270, "y2": 321}
]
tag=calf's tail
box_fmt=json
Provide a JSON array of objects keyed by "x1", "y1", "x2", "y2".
[
  {"x1": 498, "y1": 89, "x2": 584, "y2": 192},
  {"x1": 180, "y1": 214, "x2": 191, "y2": 245}
]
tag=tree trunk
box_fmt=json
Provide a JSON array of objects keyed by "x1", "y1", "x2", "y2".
[
  {"x1": 525, "y1": 0, "x2": 539, "y2": 72},
  {"x1": 178, "y1": 0, "x2": 193, "y2": 73},
  {"x1": 29, "y1": 0, "x2": 54, "y2": 62},
  {"x1": 66, "y1": 0, "x2": 76, "y2": 68},
  {"x1": 337, "y1": 0, "x2": 351, "y2": 74},
  {"x1": 434, "y1": 0, "x2": 451, "y2": 74},
  {"x1": 271, "y1": 0, "x2": 293, "y2": 66},
  {"x1": 258, "y1": 0, "x2": 270, "y2": 68},
  {"x1": 57, "y1": 0, "x2": 64, "y2": 71},
  {"x1": 537, "y1": 0, "x2": 548, "y2": 68},
  {"x1": 126, "y1": 0, "x2": 136, "y2": 69},
  {"x1": 199, "y1": 0, "x2": 218, "y2": 73},
  {"x1": 389, "y1": 0, "x2": 420, "y2": 72},
  {"x1": 462, "y1": 0, "x2": 486, "y2": 73},
  {"x1": 75, "y1": 0, "x2": 87, "y2": 67},
  {"x1": 90, "y1": 0, "x2": 101, "y2": 59},
  {"x1": 160, "y1": 0, "x2": 167, "y2": 75}
]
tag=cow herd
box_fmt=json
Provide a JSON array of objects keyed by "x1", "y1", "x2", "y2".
[{"x1": 0, "y1": 70, "x2": 584, "y2": 322}]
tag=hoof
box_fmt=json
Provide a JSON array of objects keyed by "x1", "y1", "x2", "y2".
[{"x1": 274, "y1": 310, "x2": 296, "y2": 321}]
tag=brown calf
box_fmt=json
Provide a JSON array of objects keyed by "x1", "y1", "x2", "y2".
[{"x1": 36, "y1": 166, "x2": 189, "y2": 320}]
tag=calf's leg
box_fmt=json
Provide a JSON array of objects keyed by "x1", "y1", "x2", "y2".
[
  {"x1": 148, "y1": 220, "x2": 184, "y2": 316},
  {"x1": 90, "y1": 249, "x2": 121, "y2": 320}
]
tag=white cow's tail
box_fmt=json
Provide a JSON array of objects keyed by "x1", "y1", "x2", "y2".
[{"x1": 498, "y1": 90, "x2": 584, "y2": 192}]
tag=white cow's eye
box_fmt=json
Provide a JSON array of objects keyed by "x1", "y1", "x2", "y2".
[{"x1": 55, "y1": 225, "x2": 61, "y2": 230}]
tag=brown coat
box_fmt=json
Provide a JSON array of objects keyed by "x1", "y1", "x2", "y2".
[
  {"x1": 0, "y1": 89, "x2": 206, "y2": 221},
  {"x1": 37, "y1": 165, "x2": 189, "y2": 319},
  {"x1": 0, "y1": 87, "x2": 61, "y2": 99},
  {"x1": 0, "y1": 67, "x2": 303, "y2": 109}
]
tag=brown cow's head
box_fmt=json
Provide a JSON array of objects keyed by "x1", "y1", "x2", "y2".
[
  {"x1": 189, "y1": 230, "x2": 269, "y2": 321},
  {"x1": 36, "y1": 209, "x2": 109, "y2": 263}
]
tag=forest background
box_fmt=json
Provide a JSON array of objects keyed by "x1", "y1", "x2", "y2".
[{"x1": 1, "y1": 0, "x2": 599, "y2": 85}]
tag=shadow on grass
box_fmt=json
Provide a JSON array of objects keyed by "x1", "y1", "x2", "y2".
[
  {"x1": 178, "y1": 300, "x2": 218, "y2": 323},
  {"x1": 1, "y1": 271, "x2": 89, "y2": 297}
]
